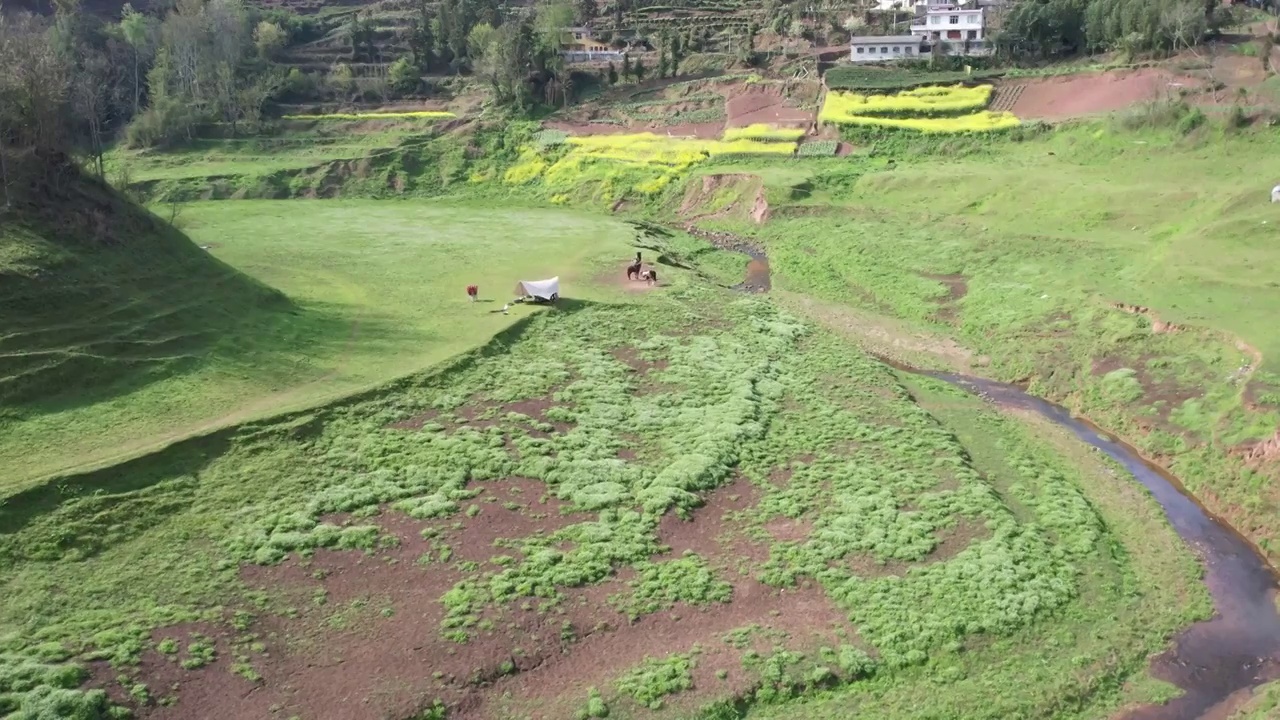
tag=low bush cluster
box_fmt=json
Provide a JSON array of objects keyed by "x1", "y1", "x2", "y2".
[{"x1": 616, "y1": 654, "x2": 695, "y2": 709}]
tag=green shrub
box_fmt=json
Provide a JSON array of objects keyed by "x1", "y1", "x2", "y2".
[
  {"x1": 390, "y1": 57, "x2": 421, "y2": 94},
  {"x1": 616, "y1": 654, "x2": 694, "y2": 709},
  {"x1": 797, "y1": 140, "x2": 838, "y2": 156}
]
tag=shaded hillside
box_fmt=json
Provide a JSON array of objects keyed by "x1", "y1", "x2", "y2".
[{"x1": 0, "y1": 168, "x2": 289, "y2": 412}]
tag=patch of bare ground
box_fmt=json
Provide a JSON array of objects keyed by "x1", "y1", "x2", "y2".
[
  {"x1": 725, "y1": 88, "x2": 815, "y2": 128},
  {"x1": 387, "y1": 408, "x2": 441, "y2": 430},
  {"x1": 678, "y1": 173, "x2": 770, "y2": 225},
  {"x1": 454, "y1": 394, "x2": 574, "y2": 436},
  {"x1": 483, "y1": 477, "x2": 853, "y2": 718},
  {"x1": 1090, "y1": 355, "x2": 1205, "y2": 435},
  {"x1": 596, "y1": 262, "x2": 667, "y2": 294},
  {"x1": 1010, "y1": 68, "x2": 1203, "y2": 121},
  {"x1": 115, "y1": 479, "x2": 594, "y2": 720},
  {"x1": 611, "y1": 346, "x2": 670, "y2": 376},
  {"x1": 1238, "y1": 429, "x2": 1280, "y2": 467},
  {"x1": 1112, "y1": 302, "x2": 1185, "y2": 334},
  {"x1": 920, "y1": 272, "x2": 968, "y2": 325},
  {"x1": 87, "y1": 622, "x2": 252, "y2": 716},
  {"x1": 837, "y1": 517, "x2": 989, "y2": 578},
  {"x1": 764, "y1": 517, "x2": 813, "y2": 543},
  {"x1": 1243, "y1": 377, "x2": 1280, "y2": 413},
  {"x1": 658, "y1": 477, "x2": 763, "y2": 560}
]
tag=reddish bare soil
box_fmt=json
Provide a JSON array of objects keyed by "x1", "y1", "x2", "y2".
[
  {"x1": 1090, "y1": 354, "x2": 1207, "y2": 436},
  {"x1": 725, "y1": 89, "x2": 815, "y2": 129},
  {"x1": 475, "y1": 478, "x2": 857, "y2": 720},
  {"x1": 678, "y1": 173, "x2": 770, "y2": 225},
  {"x1": 920, "y1": 273, "x2": 968, "y2": 325},
  {"x1": 598, "y1": 262, "x2": 666, "y2": 293},
  {"x1": 1009, "y1": 69, "x2": 1202, "y2": 121},
  {"x1": 105, "y1": 460, "x2": 852, "y2": 720},
  {"x1": 1112, "y1": 302, "x2": 1184, "y2": 334},
  {"x1": 611, "y1": 346, "x2": 670, "y2": 376}
]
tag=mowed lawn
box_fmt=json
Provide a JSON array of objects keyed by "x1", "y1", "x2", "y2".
[{"x1": 0, "y1": 200, "x2": 636, "y2": 494}]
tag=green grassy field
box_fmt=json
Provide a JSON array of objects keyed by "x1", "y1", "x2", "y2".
[
  {"x1": 680, "y1": 122, "x2": 1280, "y2": 561},
  {"x1": 7, "y1": 92, "x2": 1279, "y2": 720},
  {"x1": 0, "y1": 276, "x2": 1206, "y2": 720},
  {"x1": 0, "y1": 199, "x2": 638, "y2": 496}
]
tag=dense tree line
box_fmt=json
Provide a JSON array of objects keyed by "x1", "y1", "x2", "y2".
[{"x1": 997, "y1": 0, "x2": 1224, "y2": 57}]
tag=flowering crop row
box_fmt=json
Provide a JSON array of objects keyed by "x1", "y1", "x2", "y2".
[
  {"x1": 722, "y1": 124, "x2": 806, "y2": 142},
  {"x1": 819, "y1": 85, "x2": 992, "y2": 121},
  {"x1": 282, "y1": 111, "x2": 456, "y2": 121},
  {"x1": 820, "y1": 84, "x2": 1019, "y2": 134},
  {"x1": 564, "y1": 133, "x2": 797, "y2": 166},
  {"x1": 832, "y1": 111, "x2": 1020, "y2": 133}
]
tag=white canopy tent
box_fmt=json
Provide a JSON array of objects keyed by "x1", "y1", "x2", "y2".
[{"x1": 514, "y1": 277, "x2": 560, "y2": 301}]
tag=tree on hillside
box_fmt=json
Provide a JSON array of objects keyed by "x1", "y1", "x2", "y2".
[
  {"x1": 407, "y1": 0, "x2": 437, "y2": 71},
  {"x1": 607, "y1": 60, "x2": 618, "y2": 84},
  {"x1": 470, "y1": 20, "x2": 538, "y2": 107},
  {"x1": 633, "y1": 55, "x2": 645, "y2": 81},
  {"x1": 347, "y1": 11, "x2": 376, "y2": 62},
  {"x1": 119, "y1": 4, "x2": 159, "y2": 115},
  {"x1": 534, "y1": 0, "x2": 575, "y2": 59},
  {"x1": 0, "y1": 11, "x2": 78, "y2": 192},
  {"x1": 254, "y1": 20, "x2": 287, "y2": 60},
  {"x1": 438, "y1": 0, "x2": 479, "y2": 67},
  {"x1": 328, "y1": 62, "x2": 357, "y2": 99}
]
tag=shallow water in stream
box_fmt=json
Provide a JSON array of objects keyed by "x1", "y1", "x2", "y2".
[{"x1": 699, "y1": 234, "x2": 1280, "y2": 718}]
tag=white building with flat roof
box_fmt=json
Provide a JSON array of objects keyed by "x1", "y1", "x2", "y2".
[
  {"x1": 910, "y1": 4, "x2": 991, "y2": 55},
  {"x1": 849, "y1": 35, "x2": 924, "y2": 62}
]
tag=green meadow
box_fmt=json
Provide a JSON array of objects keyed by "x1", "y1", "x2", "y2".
[
  {"x1": 0, "y1": 199, "x2": 635, "y2": 494},
  {"x1": 4, "y1": 102, "x2": 1278, "y2": 720}
]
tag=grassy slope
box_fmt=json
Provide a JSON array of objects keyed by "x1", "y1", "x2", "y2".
[
  {"x1": 0, "y1": 199, "x2": 637, "y2": 496},
  {"x1": 693, "y1": 125, "x2": 1280, "y2": 559},
  {"x1": 745, "y1": 376, "x2": 1204, "y2": 718},
  {"x1": 0, "y1": 273, "x2": 1205, "y2": 719}
]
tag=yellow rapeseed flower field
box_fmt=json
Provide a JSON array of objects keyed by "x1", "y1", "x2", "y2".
[
  {"x1": 282, "y1": 111, "x2": 457, "y2": 121},
  {"x1": 564, "y1": 133, "x2": 797, "y2": 166},
  {"x1": 722, "y1": 124, "x2": 807, "y2": 142},
  {"x1": 819, "y1": 85, "x2": 992, "y2": 120},
  {"x1": 818, "y1": 84, "x2": 1018, "y2": 133},
  {"x1": 833, "y1": 111, "x2": 1020, "y2": 133},
  {"x1": 503, "y1": 129, "x2": 800, "y2": 197}
]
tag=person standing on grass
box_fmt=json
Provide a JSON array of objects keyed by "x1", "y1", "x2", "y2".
[{"x1": 467, "y1": 284, "x2": 478, "y2": 302}]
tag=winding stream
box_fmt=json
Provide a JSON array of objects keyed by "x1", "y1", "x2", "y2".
[
  {"x1": 930, "y1": 374, "x2": 1280, "y2": 720},
  {"x1": 692, "y1": 228, "x2": 1280, "y2": 718}
]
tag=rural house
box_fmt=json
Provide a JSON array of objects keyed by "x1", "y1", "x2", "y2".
[
  {"x1": 909, "y1": 2, "x2": 992, "y2": 55},
  {"x1": 849, "y1": 35, "x2": 925, "y2": 62},
  {"x1": 560, "y1": 26, "x2": 625, "y2": 63}
]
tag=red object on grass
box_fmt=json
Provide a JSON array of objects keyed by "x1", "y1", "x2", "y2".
[{"x1": 466, "y1": 285, "x2": 478, "y2": 297}]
